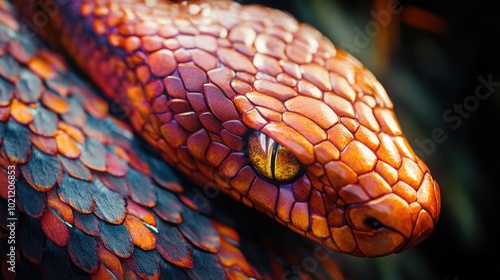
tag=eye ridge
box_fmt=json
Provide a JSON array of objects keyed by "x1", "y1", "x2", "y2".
[{"x1": 244, "y1": 130, "x2": 305, "y2": 184}]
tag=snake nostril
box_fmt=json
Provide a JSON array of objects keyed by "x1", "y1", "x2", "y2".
[{"x1": 364, "y1": 217, "x2": 383, "y2": 230}]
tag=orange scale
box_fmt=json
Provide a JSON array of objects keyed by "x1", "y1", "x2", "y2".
[
  {"x1": 276, "y1": 185, "x2": 294, "y2": 223},
  {"x1": 313, "y1": 141, "x2": 339, "y2": 165},
  {"x1": 55, "y1": 131, "x2": 82, "y2": 159},
  {"x1": 157, "y1": 139, "x2": 179, "y2": 164},
  {"x1": 354, "y1": 101, "x2": 380, "y2": 133},
  {"x1": 297, "y1": 79, "x2": 322, "y2": 99},
  {"x1": 217, "y1": 48, "x2": 257, "y2": 74},
  {"x1": 178, "y1": 194, "x2": 203, "y2": 213},
  {"x1": 254, "y1": 79, "x2": 297, "y2": 102},
  {"x1": 216, "y1": 238, "x2": 256, "y2": 278},
  {"x1": 94, "y1": 5, "x2": 110, "y2": 17},
  {"x1": 301, "y1": 63, "x2": 332, "y2": 92},
  {"x1": 291, "y1": 202, "x2": 309, "y2": 232},
  {"x1": 285, "y1": 96, "x2": 337, "y2": 129},
  {"x1": 341, "y1": 140, "x2": 377, "y2": 175},
  {"x1": 83, "y1": 94, "x2": 109, "y2": 119},
  {"x1": 123, "y1": 36, "x2": 141, "y2": 53},
  {"x1": 375, "y1": 161, "x2": 399, "y2": 186},
  {"x1": 338, "y1": 184, "x2": 370, "y2": 204},
  {"x1": 228, "y1": 25, "x2": 257, "y2": 46},
  {"x1": 310, "y1": 188, "x2": 326, "y2": 216},
  {"x1": 355, "y1": 125, "x2": 380, "y2": 151},
  {"x1": 245, "y1": 91, "x2": 286, "y2": 113},
  {"x1": 324, "y1": 161, "x2": 358, "y2": 191},
  {"x1": 58, "y1": 121, "x2": 85, "y2": 144},
  {"x1": 191, "y1": 49, "x2": 220, "y2": 72},
  {"x1": 113, "y1": 146, "x2": 130, "y2": 163},
  {"x1": 10, "y1": 98, "x2": 34, "y2": 125},
  {"x1": 330, "y1": 73, "x2": 356, "y2": 102},
  {"x1": 311, "y1": 214, "x2": 329, "y2": 238},
  {"x1": 340, "y1": 117, "x2": 359, "y2": 133},
  {"x1": 163, "y1": 38, "x2": 181, "y2": 51},
  {"x1": 136, "y1": 65, "x2": 151, "y2": 85},
  {"x1": 212, "y1": 221, "x2": 240, "y2": 244},
  {"x1": 255, "y1": 72, "x2": 276, "y2": 83},
  {"x1": 79, "y1": 1, "x2": 94, "y2": 17},
  {"x1": 194, "y1": 34, "x2": 218, "y2": 53},
  {"x1": 147, "y1": 49, "x2": 177, "y2": 77},
  {"x1": 330, "y1": 225, "x2": 357, "y2": 254},
  {"x1": 231, "y1": 79, "x2": 252, "y2": 95},
  {"x1": 393, "y1": 181, "x2": 417, "y2": 203},
  {"x1": 144, "y1": 79, "x2": 165, "y2": 102},
  {"x1": 126, "y1": 199, "x2": 156, "y2": 227},
  {"x1": 198, "y1": 24, "x2": 225, "y2": 38},
  {"x1": 176, "y1": 147, "x2": 198, "y2": 170},
  {"x1": 105, "y1": 9, "x2": 125, "y2": 28},
  {"x1": 398, "y1": 158, "x2": 425, "y2": 190},
  {"x1": 394, "y1": 136, "x2": 418, "y2": 161},
  {"x1": 28, "y1": 57, "x2": 57, "y2": 80},
  {"x1": 324, "y1": 93, "x2": 356, "y2": 118},
  {"x1": 108, "y1": 33, "x2": 124, "y2": 48},
  {"x1": 41, "y1": 90, "x2": 70, "y2": 114},
  {"x1": 262, "y1": 122, "x2": 314, "y2": 165},
  {"x1": 174, "y1": 48, "x2": 192, "y2": 63},
  {"x1": 360, "y1": 95, "x2": 377, "y2": 108},
  {"x1": 359, "y1": 172, "x2": 392, "y2": 199},
  {"x1": 47, "y1": 189, "x2": 75, "y2": 225},
  {"x1": 124, "y1": 215, "x2": 156, "y2": 250},
  {"x1": 256, "y1": 106, "x2": 281, "y2": 122},
  {"x1": 92, "y1": 18, "x2": 107, "y2": 35},
  {"x1": 327, "y1": 124, "x2": 354, "y2": 152},
  {"x1": 283, "y1": 111, "x2": 326, "y2": 144},
  {"x1": 241, "y1": 108, "x2": 267, "y2": 131},
  {"x1": 326, "y1": 55, "x2": 356, "y2": 83},
  {"x1": 97, "y1": 246, "x2": 124, "y2": 280}
]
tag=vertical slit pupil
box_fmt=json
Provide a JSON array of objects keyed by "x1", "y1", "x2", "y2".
[{"x1": 270, "y1": 141, "x2": 279, "y2": 180}]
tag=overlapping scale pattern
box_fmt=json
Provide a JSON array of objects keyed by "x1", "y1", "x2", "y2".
[
  {"x1": 34, "y1": 0, "x2": 440, "y2": 258},
  {"x1": 0, "y1": 2, "x2": 347, "y2": 279}
]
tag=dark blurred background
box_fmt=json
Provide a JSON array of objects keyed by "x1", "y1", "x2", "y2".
[{"x1": 239, "y1": 0, "x2": 499, "y2": 279}]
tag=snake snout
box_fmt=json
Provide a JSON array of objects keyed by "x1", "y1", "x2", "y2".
[
  {"x1": 346, "y1": 193, "x2": 416, "y2": 257},
  {"x1": 346, "y1": 174, "x2": 440, "y2": 257},
  {"x1": 396, "y1": 178, "x2": 441, "y2": 253}
]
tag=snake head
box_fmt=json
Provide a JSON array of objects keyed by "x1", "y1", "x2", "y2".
[
  {"x1": 149, "y1": 3, "x2": 441, "y2": 258},
  {"x1": 237, "y1": 87, "x2": 441, "y2": 257}
]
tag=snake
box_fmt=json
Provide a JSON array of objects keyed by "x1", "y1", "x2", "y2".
[{"x1": 0, "y1": 0, "x2": 441, "y2": 279}]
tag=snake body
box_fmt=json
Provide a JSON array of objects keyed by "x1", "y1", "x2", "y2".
[{"x1": 1, "y1": 0, "x2": 440, "y2": 279}]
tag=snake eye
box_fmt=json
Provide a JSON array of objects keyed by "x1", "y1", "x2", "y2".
[
  {"x1": 245, "y1": 131, "x2": 304, "y2": 183},
  {"x1": 364, "y1": 217, "x2": 383, "y2": 230}
]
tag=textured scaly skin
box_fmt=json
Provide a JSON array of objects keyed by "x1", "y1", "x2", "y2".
[
  {"x1": 18, "y1": 0, "x2": 439, "y2": 259},
  {"x1": 0, "y1": 1, "x2": 348, "y2": 279},
  {"x1": 26, "y1": 0, "x2": 440, "y2": 257}
]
